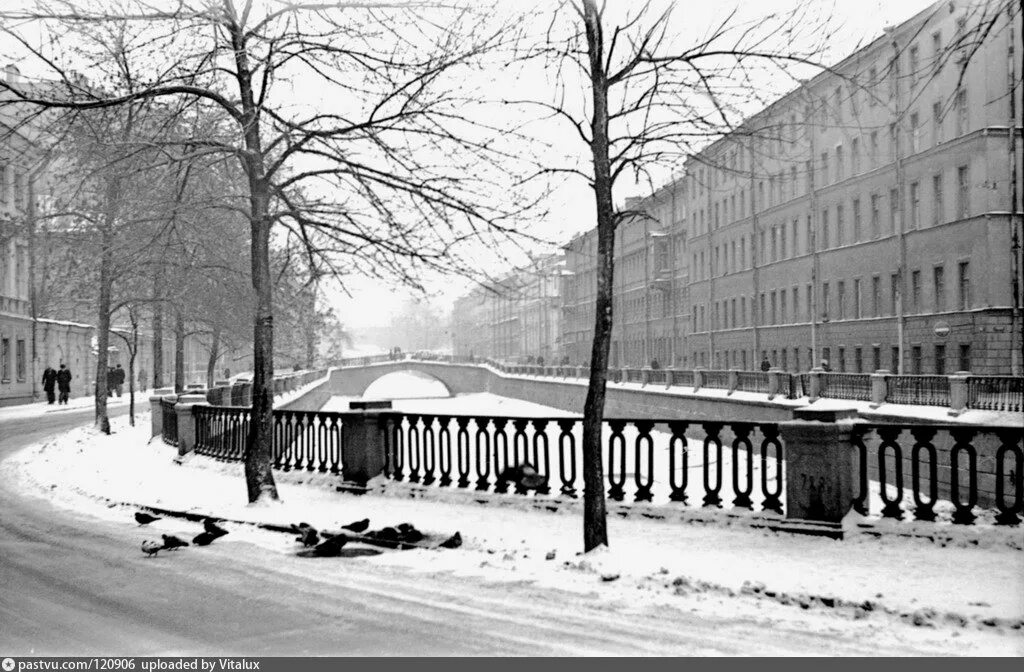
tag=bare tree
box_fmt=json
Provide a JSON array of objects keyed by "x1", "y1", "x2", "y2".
[
  {"x1": 1, "y1": 0, "x2": 538, "y2": 502},
  {"x1": 520, "y1": 0, "x2": 840, "y2": 550}
]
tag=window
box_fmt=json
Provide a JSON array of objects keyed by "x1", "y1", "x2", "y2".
[
  {"x1": 909, "y1": 181, "x2": 920, "y2": 230},
  {"x1": 790, "y1": 165, "x2": 798, "y2": 198},
  {"x1": 870, "y1": 194, "x2": 880, "y2": 238},
  {"x1": 957, "y1": 165, "x2": 970, "y2": 219},
  {"x1": 854, "y1": 278, "x2": 862, "y2": 318},
  {"x1": 909, "y1": 45, "x2": 920, "y2": 86},
  {"x1": 852, "y1": 198, "x2": 862, "y2": 241},
  {"x1": 891, "y1": 273, "x2": 899, "y2": 315},
  {"x1": 931, "y1": 31, "x2": 942, "y2": 72},
  {"x1": 771, "y1": 226, "x2": 778, "y2": 262},
  {"x1": 868, "y1": 66, "x2": 878, "y2": 106},
  {"x1": 837, "y1": 281, "x2": 846, "y2": 319},
  {"x1": 836, "y1": 204, "x2": 845, "y2": 246},
  {"x1": 932, "y1": 101, "x2": 943, "y2": 145},
  {"x1": 955, "y1": 88, "x2": 968, "y2": 136},
  {"x1": 760, "y1": 294, "x2": 766, "y2": 325},
  {"x1": 822, "y1": 281, "x2": 830, "y2": 318},
  {"x1": 0, "y1": 338, "x2": 8, "y2": 381},
  {"x1": 869, "y1": 131, "x2": 879, "y2": 167},
  {"x1": 822, "y1": 347, "x2": 831, "y2": 370},
  {"x1": 958, "y1": 261, "x2": 970, "y2": 310},
  {"x1": 13, "y1": 172, "x2": 24, "y2": 210},
  {"x1": 911, "y1": 269, "x2": 921, "y2": 313},
  {"x1": 792, "y1": 287, "x2": 799, "y2": 322},
  {"x1": 932, "y1": 173, "x2": 944, "y2": 226},
  {"x1": 806, "y1": 216, "x2": 813, "y2": 254},
  {"x1": 780, "y1": 289, "x2": 787, "y2": 323},
  {"x1": 872, "y1": 276, "x2": 881, "y2": 317},
  {"x1": 792, "y1": 219, "x2": 799, "y2": 256},
  {"x1": 740, "y1": 237, "x2": 746, "y2": 268},
  {"x1": 835, "y1": 145, "x2": 844, "y2": 181},
  {"x1": 958, "y1": 343, "x2": 971, "y2": 372},
  {"x1": 910, "y1": 112, "x2": 920, "y2": 153},
  {"x1": 934, "y1": 266, "x2": 945, "y2": 311},
  {"x1": 794, "y1": 348, "x2": 801, "y2": 372},
  {"x1": 889, "y1": 188, "x2": 899, "y2": 234},
  {"x1": 15, "y1": 339, "x2": 25, "y2": 381},
  {"x1": 741, "y1": 296, "x2": 746, "y2": 326},
  {"x1": 833, "y1": 86, "x2": 842, "y2": 122},
  {"x1": 851, "y1": 137, "x2": 860, "y2": 174},
  {"x1": 822, "y1": 208, "x2": 830, "y2": 249},
  {"x1": 854, "y1": 347, "x2": 863, "y2": 373},
  {"x1": 781, "y1": 348, "x2": 788, "y2": 371},
  {"x1": 892, "y1": 346, "x2": 900, "y2": 373},
  {"x1": 806, "y1": 284, "x2": 813, "y2": 321},
  {"x1": 0, "y1": 162, "x2": 7, "y2": 203},
  {"x1": 911, "y1": 346, "x2": 922, "y2": 374},
  {"x1": 780, "y1": 224, "x2": 788, "y2": 259},
  {"x1": 821, "y1": 152, "x2": 829, "y2": 184},
  {"x1": 770, "y1": 291, "x2": 777, "y2": 324},
  {"x1": 935, "y1": 344, "x2": 946, "y2": 375},
  {"x1": 837, "y1": 347, "x2": 846, "y2": 373}
]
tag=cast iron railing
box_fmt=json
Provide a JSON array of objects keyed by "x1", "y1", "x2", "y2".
[
  {"x1": 967, "y1": 376, "x2": 1023, "y2": 413},
  {"x1": 161, "y1": 398, "x2": 178, "y2": 447},
  {"x1": 885, "y1": 375, "x2": 950, "y2": 407},
  {"x1": 701, "y1": 369, "x2": 731, "y2": 390},
  {"x1": 735, "y1": 371, "x2": 770, "y2": 394},
  {"x1": 851, "y1": 424, "x2": 1023, "y2": 525},
  {"x1": 820, "y1": 373, "x2": 872, "y2": 401}
]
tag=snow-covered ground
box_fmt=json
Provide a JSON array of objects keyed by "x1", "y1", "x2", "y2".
[
  {"x1": 0, "y1": 389, "x2": 145, "y2": 422},
  {"x1": 4, "y1": 389, "x2": 1022, "y2": 654}
]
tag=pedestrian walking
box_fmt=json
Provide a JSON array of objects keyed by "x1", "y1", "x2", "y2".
[
  {"x1": 106, "y1": 366, "x2": 115, "y2": 397},
  {"x1": 760, "y1": 355, "x2": 772, "y2": 372},
  {"x1": 56, "y1": 364, "x2": 72, "y2": 404},
  {"x1": 113, "y1": 364, "x2": 125, "y2": 397},
  {"x1": 42, "y1": 365, "x2": 58, "y2": 404},
  {"x1": 138, "y1": 368, "x2": 147, "y2": 392}
]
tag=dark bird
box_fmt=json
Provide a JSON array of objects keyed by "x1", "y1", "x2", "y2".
[
  {"x1": 396, "y1": 523, "x2": 424, "y2": 544},
  {"x1": 367, "y1": 526, "x2": 401, "y2": 549},
  {"x1": 192, "y1": 531, "x2": 217, "y2": 546},
  {"x1": 439, "y1": 532, "x2": 462, "y2": 549},
  {"x1": 341, "y1": 518, "x2": 370, "y2": 533},
  {"x1": 161, "y1": 534, "x2": 189, "y2": 550},
  {"x1": 312, "y1": 533, "x2": 348, "y2": 557},
  {"x1": 203, "y1": 519, "x2": 229, "y2": 538},
  {"x1": 135, "y1": 512, "x2": 161, "y2": 525},
  {"x1": 295, "y1": 526, "x2": 319, "y2": 547},
  {"x1": 497, "y1": 463, "x2": 546, "y2": 491},
  {"x1": 141, "y1": 540, "x2": 164, "y2": 557}
]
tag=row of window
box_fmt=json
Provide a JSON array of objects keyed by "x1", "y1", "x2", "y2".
[
  {"x1": 0, "y1": 162, "x2": 29, "y2": 210},
  {"x1": 692, "y1": 342, "x2": 970, "y2": 376},
  {"x1": 0, "y1": 337, "x2": 27, "y2": 382},
  {"x1": 693, "y1": 262, "x2": 970, "y2": 332}
]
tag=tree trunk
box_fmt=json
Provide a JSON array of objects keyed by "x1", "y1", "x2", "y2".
[
  {"x1": 128, "y1": 313, "x2": 138, "y2": 426},
  {"x1": 94, "y1": 184, "x2": 117, "y2": 435},
  {"x1": 580, "y1": 0, "x2": 612, "y2": 551},
  {"x1": 152, "y1": 274, "x2": 164, "y2": 389},
  {"x1": 174, "y1": 309, "x2": 185, "y2": 393},
  {"x1": 229, "y1": 14, "x2": 278, "y2": 503},
  {"x1": 207, "y1": 325, "x2": 221, "y2": 389}
]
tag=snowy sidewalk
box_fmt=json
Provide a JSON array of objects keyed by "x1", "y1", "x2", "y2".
[
  {"x1": 4, "y1": 409, "x2": 1022, "y2": 649},
  {"x1": 0, "y1": 391, "x2": 144, "y2": 421}
]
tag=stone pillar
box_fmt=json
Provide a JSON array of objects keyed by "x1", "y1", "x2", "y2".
[
  {"x1": 780, "y1": 407, "x2": 860, "y2": 529},
  {"x1": 767, "y1": 368, "x2": 782, "y2": 400},
  {"x1": 664, "y1": 367, "x2": 674, "y2": 389},
  {"x1": 948, "y1": 372, "x2": 970, "y2": 415},
  {"x1": 808, "y1": 367, "x2": 824, "y2": 402},
  {"x1": 341, "y1": 402, "x2": 393, "y2": 489},
  {"x1": 727, "y1": 368, "x2": 739, "y2": 395},
  {"x1": 575, "y1": 365, "x2": 584, "y2": 379},
  {"x1": 641, "y1": 368, "x2": 650, "y2": 386},
  {"x1": 149, "y1": 388, "x2": 175, "y2": 440},
  {"x1": 174, "y1": 393, "x2": 209, "y2": 456},
  {"x1": 214, "y1": 379, "x2": 231, "y2": 388},
  {"x1": 870, "y1": 370, "x2": 888, "y2": 408},
  {"x1": 693, "y1": 368, "x2": 705, "y2": 392}
]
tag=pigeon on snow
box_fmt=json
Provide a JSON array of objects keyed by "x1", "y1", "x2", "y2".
[
  {"x1": 161, "y1": 534, "x2": 189, "y2": 550},
  {"x1": 141, "y1": 540, "x2": 164, "y2": 557},
  {"x1": 294, "y1": 524, "x2": 319, "y2": 547},
  {"x1": 135, "y1": 512, "x2": 161, "y2": 525},
  {"x1": 341, "y1": 518, "x2": 370, "y2": 533},
  {"x1": 312, "y1": 533, "x2": 348, "y2": 557},
  {"x1": 192, "y1": 531, "x2": 218, "y2": 546},
  {"x1": 203, "y1": 519, "x2": 230, "y2": 538}
]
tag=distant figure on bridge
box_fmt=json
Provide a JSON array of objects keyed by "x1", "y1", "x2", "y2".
[
  {"x1": 56, "y1": 364, "x2": 72, "y2": 404},
  {"x1": 650, "y1": 359, "x2": 660, "y2": 370},
  {"x1": 42, "y1": 365, "x2": 58, "y2": 404},
  {"x1": 560, "y1": 355, "x2": 570, "y2": 366},
  {"x1": 820, "y1": 359, "x2": 831, "y2": 372},
  {"x1": 760, "y1": 355, "x2": 772, "y2": 372},
  {"x1": 537, "y1": 356, "x2": 544, "y2": 367}
]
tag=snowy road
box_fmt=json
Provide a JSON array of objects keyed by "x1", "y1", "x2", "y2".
[{"x1": 1, "y1": 401, "x2": 1020, "y2": 656}]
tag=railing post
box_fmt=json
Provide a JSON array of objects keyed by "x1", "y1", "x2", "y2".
[
  {"x1": 693, "y1": 368, "x2": 705, "y2": 392},
  {"x1": 808, "y1": 367, "x2": 824, "y2": 403},
  {"x1": 767, "y1": 368, "x2": 782, "y2": 400},
  {"x1": 174, "y1": 393, "x2": 209, "y2": 456},
  {"x1": 948, "y1": 372, "x2": 970, "y2": 416},
  {"x1": 341, "y1": 404, "x2": 392, "y2": 490},
  {"x1": 576, "y1": 365, "x2": 584, "y2": 379},
  {"x1": 727, "y1": 368, "x2": 739, "y2": 395},
  {"x1": 780, "y1": 407, "x2": 860, "y2": 534},
  {"x1": 869, "y1": 370, "x2": 888, "y2": 408},
  {"x1": 641, "y1": 367, "x2": 650, "y2": 386},
  {"x1": 149, "y1": 387, "x2": 175, "y2": 440}
]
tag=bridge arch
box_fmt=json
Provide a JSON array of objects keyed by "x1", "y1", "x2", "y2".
[
  {"x1": 362, "y1": 370, "x2": 453, "y2": 399},
  {"x1": 329, "y1": 361, "x2": 481, "y2": 398}
]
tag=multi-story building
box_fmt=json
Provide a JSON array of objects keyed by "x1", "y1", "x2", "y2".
[
  {"x1": 553, "y1": 0, "x2": 1022, "y2": 376},
  {"x1": 451, "y1": 253, "x2": 564, "y2": 363}
]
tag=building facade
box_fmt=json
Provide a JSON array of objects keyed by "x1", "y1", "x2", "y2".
[
  {"x1": 451, "y1": 254, "x2": 564, "y2": 363},
  {"x1": 553, "y1": 0, "x2": 1022, "y2": 375}
]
